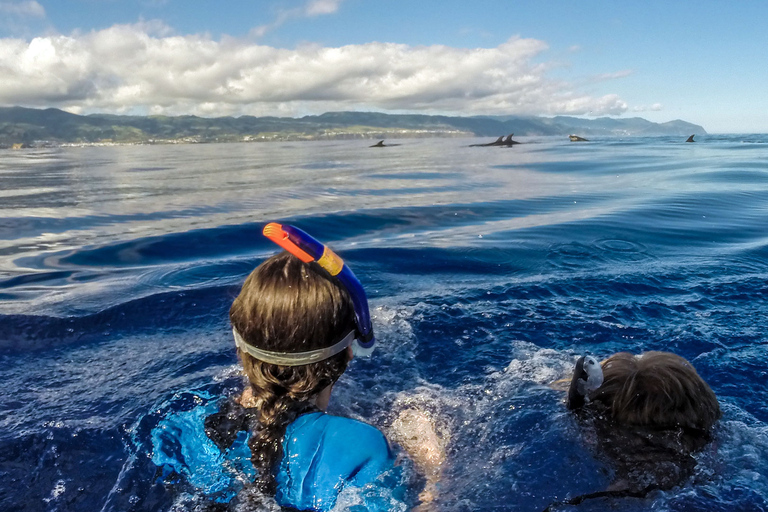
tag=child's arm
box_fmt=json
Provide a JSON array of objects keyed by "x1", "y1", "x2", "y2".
[{"x1": 389, "y1": 408, "x2": 447, "y2": 507}]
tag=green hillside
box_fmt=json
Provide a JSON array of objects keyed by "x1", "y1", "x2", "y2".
[{"x1": 0, "y1": 106, "x2": 707, "y2": 146}]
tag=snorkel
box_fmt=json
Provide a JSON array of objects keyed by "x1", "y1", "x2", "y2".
[
  {"x1": 566, "y1": 355, "x2": 604, "y2": 410},
  {"x1": 262, "y1": 222, "x2": 376, "y2": 357}
]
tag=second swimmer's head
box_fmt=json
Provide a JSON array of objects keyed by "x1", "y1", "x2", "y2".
[{"x1": 591, "y1": 351, "x2": 720, "y2": 432}]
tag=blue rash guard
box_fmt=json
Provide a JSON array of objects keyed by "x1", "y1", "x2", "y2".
[
  {"x1": 276, "y1": 412, "x2": 395, "y2": 510},
  {"x1": 151, "y1": 398, "x2": 256, "y2": 499},
  {"x1": 151, "y1": 395, "x2": 398, "y2": 511}
]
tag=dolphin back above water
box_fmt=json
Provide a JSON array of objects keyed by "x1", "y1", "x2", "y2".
[
  {"x1": 469, "y1": 134, "x2": 520, "y2": 147},
  {"x1": 370, "y1": 140, "x2": 401, "y2": 147}
]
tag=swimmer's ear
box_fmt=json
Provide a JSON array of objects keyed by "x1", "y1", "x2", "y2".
[
  {"x1": 346, "y1": 346, "x2": 354, "y2": 362},
  {"x1": 567, "y1": 355, "x2": 603, "y2": 410}
]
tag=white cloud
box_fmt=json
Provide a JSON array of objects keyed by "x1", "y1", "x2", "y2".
[
  {"x1": 251, "y1": 0, "x2": 345, "y2": 37},
  {"x1": 631, "y1": 103, "x2": 663, "y2": 112},
  {"x1": 0, "y1": 24, "x2": 629, "y2": 117},
  {"x1": 304, "y1": 0, "x2": 343, "y2": 16},
  {"x1": 592, "y1": 70, "x2": 633, "y2": 81},
  {"x1": 0, "y1": 0, "x2": 45, "y2": 17}
]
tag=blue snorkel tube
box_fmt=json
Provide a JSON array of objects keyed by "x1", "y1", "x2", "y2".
[{"x1": 263, "y1": 222, "x2": 376, "y2": 356}]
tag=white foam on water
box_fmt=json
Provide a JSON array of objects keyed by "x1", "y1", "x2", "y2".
[
  {"x1": 331, "y1": 465, "x2": 411, "y2": 512},
  {"x1": 43, "y1": 479, "x2": 66, "y2": 504},
  {"x1": 500, "y1": 340, "x2": 577, "y2": 386},
  {"x1": 354, "y1": 333, "x2": 581, "y2": 510}
]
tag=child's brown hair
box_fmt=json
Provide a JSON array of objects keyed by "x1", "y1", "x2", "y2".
[
  {"x1": 229, "y1": 251, "x2": 356, "y2": 492},
  {"x1": 591, "y1": 351, "x2": 720, "y2": 432},
  {"x1": 564, "y1": 351, "x2": 721, "y2": 497}
]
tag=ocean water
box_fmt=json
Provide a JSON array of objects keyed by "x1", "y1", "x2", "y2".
[{"x1": 1, "y1": 135, "x2": 768, "y2": 512}]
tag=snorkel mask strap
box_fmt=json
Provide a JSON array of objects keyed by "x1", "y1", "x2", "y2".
[
  {"x1": 262, "y1": 222, "x2": 376, "y2": 356},
  {"x1": 233, "y1": 328, "x2": 356, "y2": 366}
]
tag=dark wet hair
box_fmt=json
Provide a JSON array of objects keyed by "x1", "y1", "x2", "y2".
[
  {"x1": 229, "y1": 251, "x2": 355, "y2": 493},
  {"x1": 587, "y1": 351, "x2": 721, "y2": 492},
  {"x1": 591, "y1": 351, "x2": 720, "y2": 432}
]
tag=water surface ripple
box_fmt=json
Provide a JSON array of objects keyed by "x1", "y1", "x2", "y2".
[{"x1": 1, "y1": 136, "x2": 768, "y2": 511}]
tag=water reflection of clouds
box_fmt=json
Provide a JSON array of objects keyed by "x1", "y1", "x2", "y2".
[
  {"x1": 3, "y1": 137, "x2": 767, "y2": 317},
  {"x1": 339, "y1": 200, "x2": 631, "y2": 250}
]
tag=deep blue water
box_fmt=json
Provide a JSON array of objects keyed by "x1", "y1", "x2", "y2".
[{"x1": 2, "y1": 135, "x2": 768, "y2": 511}]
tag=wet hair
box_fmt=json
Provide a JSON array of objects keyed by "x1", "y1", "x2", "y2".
[
  {"x1": 229, "y1": 251, "x2": 356, "y2": 493},
  {"x1": 590, "y1": 351, "x2": 720, "y2": 432},
  {"x1": 586, "y1": 351, "x2": 721, "y2": 492}
]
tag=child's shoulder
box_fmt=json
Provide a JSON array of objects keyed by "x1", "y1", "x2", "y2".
[
  {"x1": 289, "y1": 411, "x2": 391, "y2": 454},
  {"x1": 277, "y1": 412, "x2": 395, "y2": 509}
]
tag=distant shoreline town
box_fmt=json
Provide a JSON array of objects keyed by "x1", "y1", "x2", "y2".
[{"x1": 0, "y1": 106, "x2": 706, "y2": 149}]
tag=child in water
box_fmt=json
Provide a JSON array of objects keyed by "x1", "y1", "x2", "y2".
[
  {"x1": 152, "y1": 223, "x2": 443, "y2": 511},
  {"x1": 561, "y1": 351, "x2": 720, "y2": 502}
]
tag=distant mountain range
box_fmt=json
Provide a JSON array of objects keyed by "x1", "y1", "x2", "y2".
[{"x1": 0, "y1": 106, "x2": 706, "y2": 146}]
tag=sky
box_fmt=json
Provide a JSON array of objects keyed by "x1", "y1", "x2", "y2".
[{"x1": 1, "y1": 0, "x2": 766, "y2": 133}]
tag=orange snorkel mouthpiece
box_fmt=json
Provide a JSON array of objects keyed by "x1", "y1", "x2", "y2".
[{"x1": 262, "y1": 222, "x2": 314, "y2": 263}]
